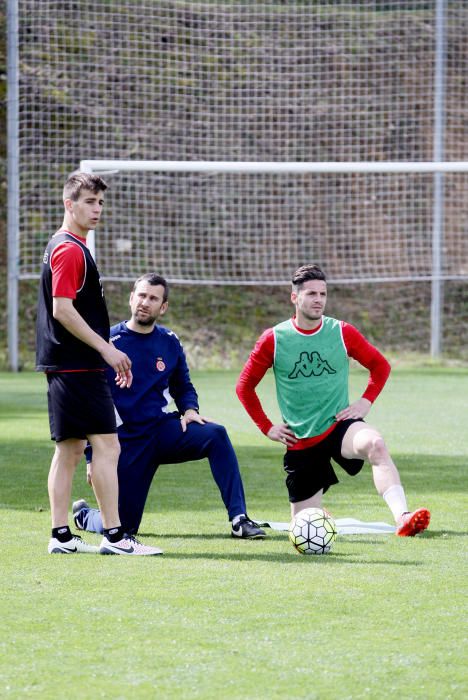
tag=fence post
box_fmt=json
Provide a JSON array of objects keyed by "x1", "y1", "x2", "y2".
[
  {"x1": 7, "y1": 0, "x2": 19, "y2": 371},
  {"x1": 431, "y1": 0, "x2": 447, "y2": 358}
]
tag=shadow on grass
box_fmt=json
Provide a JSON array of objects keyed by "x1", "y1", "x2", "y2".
[
  {"x1": 405, "y1": 529, "x2": 468, "y2": 539},
  {"x1": 142, "y1": 550, "x2": 425, "y2": 566},
  {"x1": 142, "y1": 529, "x2": 460, "y2": 542},
  {"x1": 1, "y1": 441, "x2": 466, "y2": 521}
]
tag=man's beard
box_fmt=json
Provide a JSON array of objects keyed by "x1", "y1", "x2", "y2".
[
  {"x1": 134, "y1": 311, "x2": 157, "y2": 327},
  {"x1": 303, "y1": 310, "x2": 322, "y2": 321}
]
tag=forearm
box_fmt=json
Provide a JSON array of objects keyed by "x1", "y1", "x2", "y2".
[
  {"x1": 343, "y1": 323, "x2": 391, "y2": 402},
  {"x1": 361, "y1": 356, "x2": 391, "y2": 402},
  {"x1": 236, "y1": 329, "x2": 275, "y2": 434},
  {"x1": 174, "y1": 386, "x2": 199, "y2": 414},
  {"x1": 171, "y1": 381, "x2": 199, "y2": 415},
  {"x1": 236, "y1": 370, "x2": 273, "y2": 435}
]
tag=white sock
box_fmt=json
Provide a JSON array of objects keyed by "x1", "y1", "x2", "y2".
[
  {"x1": 232, "y1": 513, "x2": 245, "y2": 526},
  {"x1": 382, "y1": 484, "x2": 408, "y2": 522}
]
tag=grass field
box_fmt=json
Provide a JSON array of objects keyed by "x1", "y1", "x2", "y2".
[{"x1": 0, "y1": 368, "x2": 467, "y2": 700}]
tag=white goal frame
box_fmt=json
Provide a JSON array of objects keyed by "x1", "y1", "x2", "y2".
[{"x1": 81, "y1": 158, "x2": 468, "y2": 359}]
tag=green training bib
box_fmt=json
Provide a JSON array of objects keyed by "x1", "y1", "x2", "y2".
[{"x1": 273, "y1": 317, "x2": 349, "y2": 438}]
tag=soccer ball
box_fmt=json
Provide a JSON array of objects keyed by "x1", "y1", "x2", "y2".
[{"x1": 288, "y1": 507, "x2": 337, "y2": 555}]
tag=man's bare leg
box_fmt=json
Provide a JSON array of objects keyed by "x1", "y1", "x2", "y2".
[
  {"x1": 341, "y1": 421, "x2": 430, "y2": 535},
  {"x1": 291, "y1": 489, "x2": 324, "y2": 518},
  {"x1": 48, "y1": 438, "x2": 86, "y2": 527},
  {"x1": 87, "y1": 433, "x2": 121, "y2": 529}
]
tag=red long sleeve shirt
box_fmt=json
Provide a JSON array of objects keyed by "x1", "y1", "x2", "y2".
[{"x1": 236, "y1": 317, "x2": 391, "y2": 450}]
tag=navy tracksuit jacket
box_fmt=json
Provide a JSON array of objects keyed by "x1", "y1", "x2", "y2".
[{"x1": 86, "y1": 321, "x2": 247, "y2": 534}]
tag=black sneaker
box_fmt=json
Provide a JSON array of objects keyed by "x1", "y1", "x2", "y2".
[
  {"x1": 72, "y1": 499, "x2": 90, "y2": 531},
  {"x1": 231, "y1": 516, "x2": 266, "y2": 539}
]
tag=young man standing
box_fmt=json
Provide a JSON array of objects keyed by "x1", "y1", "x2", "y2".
[
  {"x1": 73, "y1": 272, "x2": 265, "y2": 540},
  {"x1": 36, "y1": 172, "x2": 162, "y2": 555},
  {"x1": 236, "y1": 263, "x2": 430, "y2": 537}
]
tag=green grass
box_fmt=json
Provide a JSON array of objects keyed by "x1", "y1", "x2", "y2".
[{"x1": 0, "y1": 369, "x2": 467, "y2": 700}]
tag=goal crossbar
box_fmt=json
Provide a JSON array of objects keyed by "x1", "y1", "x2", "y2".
[{"x1": 81, "y1": 160, "x2": 468, "y2": 175}]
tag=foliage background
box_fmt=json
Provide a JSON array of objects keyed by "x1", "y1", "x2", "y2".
[{"x1": 0, "y1": 2, "x2": 467, "y2": 369}]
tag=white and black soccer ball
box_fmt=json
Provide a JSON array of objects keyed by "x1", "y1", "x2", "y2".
[{"x1": 288, "y1": 507, "x2": 337, "y2": 555}]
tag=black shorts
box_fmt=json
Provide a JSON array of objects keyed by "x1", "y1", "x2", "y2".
[
  {"x1": 283, "y1": 419, "x2": 365, "y2": 503},
  {"x1": 46, "y1": 371, "x2": 117, "y2": 442}
]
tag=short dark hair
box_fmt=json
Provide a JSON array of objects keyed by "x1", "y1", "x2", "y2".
[
  {"x1": 292, "y1": 264, "x2": 327, "y2": 290},
  {"x1": 63, "y1": 172, "x2": 108, "y2": 202},
  {"x1": 133, "y1": 273, "x2": 169, "y2": 302}
]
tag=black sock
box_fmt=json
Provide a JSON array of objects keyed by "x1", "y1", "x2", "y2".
[
  {"x1": 52, "y1": 526, "x2": 72, "y2": 542},
  {"x1": 103, "y1": 526, "x2": 124, "y2": 543}
]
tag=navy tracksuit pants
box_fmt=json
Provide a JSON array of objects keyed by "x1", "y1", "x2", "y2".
[{"x1": 83, "y1": 414, "x2": 247, "y2": 535}]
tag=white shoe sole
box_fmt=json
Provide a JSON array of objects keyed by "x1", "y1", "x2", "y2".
[{"x1": 48, "y1": 540, "x2": 99, "y2": 554}]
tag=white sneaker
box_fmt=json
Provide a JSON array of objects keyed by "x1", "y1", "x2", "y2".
[
  {"x1": 99, "y1": 534, "x2": 163, "y2": 556},
  {"x1": 48, "y1": 535, "x2": 99, "y2": 554}
]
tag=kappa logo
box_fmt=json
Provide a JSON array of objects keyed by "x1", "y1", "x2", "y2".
[{"x1": 288, "y1": 351, "x2": 336, "y2": 378}]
